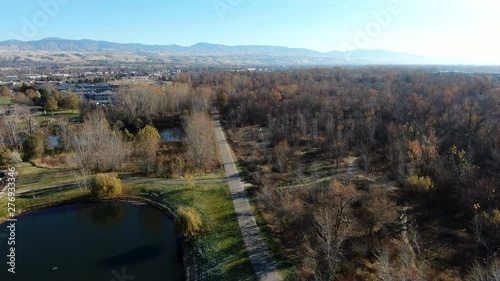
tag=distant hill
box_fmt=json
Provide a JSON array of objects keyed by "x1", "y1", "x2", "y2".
[{"x1": 0, "y1": 37, "x2": 460, "y2": 66}]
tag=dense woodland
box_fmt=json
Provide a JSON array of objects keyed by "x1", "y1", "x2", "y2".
[
  {"x1": 0, "y1": 67, "x2": 499, "y2": 280},
  {"x1": 199, "y1": 68, "x2": 500, "y2": 280}
]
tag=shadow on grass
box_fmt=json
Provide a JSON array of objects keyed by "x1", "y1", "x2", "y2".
[
  {"x1": 134, "y1": 186, "x2": 192, "y2": 209},
  {"x1": 18, "y1": 185, "x2": 82, "y2": 198},
  {"x1": 16, "y1": 168, "x2": 77, "y2": 190},
  {"x1": 221, "y1": 247, "x2": 257, "y2": 281},
  {"x1": 128, "y1": 183, "x2": 257, "y2": 280},
  {"x1": 193, "y1": 234, "x2": 256, "y2": 281}
]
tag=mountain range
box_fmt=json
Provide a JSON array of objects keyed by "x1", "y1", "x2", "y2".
[{"x1": 0, "y1": 37, "x2": 461, "y2": 66}]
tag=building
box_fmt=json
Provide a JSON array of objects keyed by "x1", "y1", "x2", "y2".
[
  {"x1": 24, "y1": 74, "x2": 44, "y2": 80},
  {"x1": 0, "y1": 81, "x2": 15, "y2": 90},
  {"x1": 55, "y1": 83, "x2": 117, "y2": 103},
  {"x1": 85, "y1": 89, "x2": 113, "y2": 102}
]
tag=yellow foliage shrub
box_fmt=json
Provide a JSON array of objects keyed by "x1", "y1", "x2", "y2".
[
  {"x1": 484, "y1": 209, "x2": 500, "y2": 225},
  {"x1": 406, "y1": 175, "x2": 434, "y2": 193},
  {"x1": 91, "y1": 173, "x2": 123, "y2": 197}
]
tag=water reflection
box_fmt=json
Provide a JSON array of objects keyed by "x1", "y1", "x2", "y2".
[
  {"x1": 48, "y1": 135, "x2": 60, "y2": 148},
  {"x1": 141, "y1": 205, "x2": 165, "y2": 236},
  {"x1": 160, "y1": 127, "x2": 184, "y2": 142},
  {"x1": 78, "y1": 202, "x2": 127, "y2": 226},
  {"x1": 96, "y1": 243, "x2": 164, "y2": 269}
]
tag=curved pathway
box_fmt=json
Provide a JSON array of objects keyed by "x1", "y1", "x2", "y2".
[{"x1": 214, "y1": 116, "x2": 283, "y2": 281}]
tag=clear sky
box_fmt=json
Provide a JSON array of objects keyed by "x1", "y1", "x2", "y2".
[{"x1": 1, "y1": 0, "x2": 499, "y2": 64}]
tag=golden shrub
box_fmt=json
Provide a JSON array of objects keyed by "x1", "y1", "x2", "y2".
[
  {"x1": 406, "y1": 175, "x2": 434, "y2": 193},
  {"x1": 91, "y1": 173, "x2": 123, "y2": 197},
  {"x1": 174, "y1": 207, "x2": 203, "y2": 238}
]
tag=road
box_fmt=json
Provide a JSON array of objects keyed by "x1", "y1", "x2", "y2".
[{"x1": 214, "y1": 116, "x2": 283, "y2": 281}]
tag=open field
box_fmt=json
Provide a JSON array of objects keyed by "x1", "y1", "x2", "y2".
[
  {"x1": 14, "y1": 163, "x2": 81, "y2": 190},
  {"x1": 36, "y1": 109, "x2": 81, "y2": 121}
]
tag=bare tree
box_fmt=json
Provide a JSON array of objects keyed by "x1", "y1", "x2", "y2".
[
  {"x1": 273, "y1": 140, "x2": 291, "y2": 173},
  {"x1": 374, "y1": 240, "x2": 425, "y2": 281},
  {"x1": 55, "y1": 116, "x2": 71, "y2": 151},
  {"x1": 135, "y1": 125, "x2": 161, "y2": 175},
  {"x1": 0, "y1": 105, "x2": 36, "y2": 147},
  {"x1": 358, "y1": 109, "x2": 377, "y2": 173},
  {"x1": 467, "y1": 259, "x2": 500, "y2": 281},
  {"x1": 364, "y1": 185, "x2": 398, "y2": 236},
  {"x1": 190, "y1": 86, "x2": 213, "y2": 112},
  {"x1": 0, "y1": 86, "x2": 11, "y2": 97},
  {"x1": 67, "y1": 110, "x2": 130, "y2": 173},
  {"x1": 112, "y1": 85, "x2": 164, "y2": 127},
  {"x1": 184, "y1": 111, "x2": 219, "y2": 172},
  {"x1": 306, "y1": 180, "x2": 359, "y2": 279},
  {"x1": 16, "y1": 106, "x2": 39, "y2": 136}
]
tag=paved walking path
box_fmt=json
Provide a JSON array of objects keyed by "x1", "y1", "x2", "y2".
[{"x1": 214, "y1": 116, "x2": 283, "y2": 281}]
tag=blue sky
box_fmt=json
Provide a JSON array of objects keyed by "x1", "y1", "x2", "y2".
[{"x1": 1, "y1": 0, "x2": 499, "y2": 63}]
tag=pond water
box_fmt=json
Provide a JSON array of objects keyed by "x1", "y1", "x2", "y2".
[
  {"x1": 160, "y1": 127, "x2": 184, "y2": 142},
  {"x1": 1, "y1": 135, "x2": 61, "y2": 148},
  {"x1": 0, "y1": 202, "x2": 182, "y2": 281}
]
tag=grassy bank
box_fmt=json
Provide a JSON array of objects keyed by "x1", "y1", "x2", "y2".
[
  {"x1": 130, "y1": 182, "x2": 256, "y2": 281},
  {"x1": 0, "y1": 187, "x2": 88, "y2": 220}
]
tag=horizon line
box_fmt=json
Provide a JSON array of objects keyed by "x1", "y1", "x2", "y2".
[{"x1": 0, "y1": 36, "x2": 430, "y2": 57}]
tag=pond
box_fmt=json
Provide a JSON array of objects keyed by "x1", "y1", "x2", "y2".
[
  {"x1": 160, "y1": 127, "x2": 184, "y2": 142},
  {"x1": 48, "y1": 135, "x2": 60, "y2": 148},
  {"x1": 1, "y1": 135, "x2": 61, "y2": 148},
  {"x1": 0, "y1": 202, "x2": 182, "y2": 281}
]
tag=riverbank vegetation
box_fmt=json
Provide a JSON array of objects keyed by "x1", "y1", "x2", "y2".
[{"x1": 91, "y1": 173, "x2": 123, "y2": 197}]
